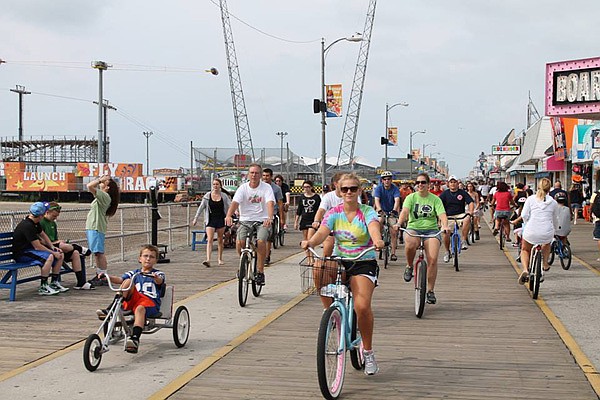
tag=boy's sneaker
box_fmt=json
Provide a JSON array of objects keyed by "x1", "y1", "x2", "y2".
[
  {"x1": 81, "y1": 246, "x2": 92, "y2": 257},
  {"x1": 426, "y1": 291, "x2": 437, "y2": 304},
  {"x1": 38, "y1": 284, "x2": 59, "y2": 296},
  {"x1": 49, "y1": 281, "x2": 70, "y2": 293},
  {"x1": 96, "y1": 309, "x2": 109, "y2": 320},
  {"x1": 403, "y1": 266, "x2": 413, "y2": 282},
  {"x1": 255, "y1": 272, "x2": 265, "y2": 286},
  {"x1": 74, "y1": 282, "x2": 95, "y2": 290},
  {"x1": 363, "y1": 350, "x2": 379, "y2": 375},
  {"x1": 125, "y1": 337, "x2": 139, "y2": 354}
]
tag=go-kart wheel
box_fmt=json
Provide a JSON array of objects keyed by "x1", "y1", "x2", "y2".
[
  {"x1": 172, "y1": 306, "x2": 190, "y2": 348},
  {"x1": 83, "y1": 334, "x2": 103, "y2": 372}
]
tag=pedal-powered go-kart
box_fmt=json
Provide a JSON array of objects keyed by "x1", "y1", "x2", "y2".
[{"x1": 83, "y1": 272, "x2": 190, "y2": 372}]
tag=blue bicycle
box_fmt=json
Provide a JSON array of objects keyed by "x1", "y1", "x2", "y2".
[
  {"x1": 448, "y1": 214, "x2": 470, "y2": 272},
  {"x1": 547, "y1": 235, "x2": 572, "y2": 270},
  {"x1": 301, "y1": 246, "x2": 375, "y2": 400}
]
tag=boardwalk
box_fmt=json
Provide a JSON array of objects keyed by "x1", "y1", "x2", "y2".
[{"x1": 0, "y1": 220, "x2": 599, "y2": 399}]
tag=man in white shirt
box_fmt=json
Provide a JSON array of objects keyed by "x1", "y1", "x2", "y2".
[{"x1": 225, "y1": 164, "x2": 275, "y2": 286}]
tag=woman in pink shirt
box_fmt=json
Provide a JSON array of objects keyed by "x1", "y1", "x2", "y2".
[{"x1": 491, "y1": 181, "x2": 516, "y2": 240}]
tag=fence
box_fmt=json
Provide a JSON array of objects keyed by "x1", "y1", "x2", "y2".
[{"x1": 0, "y1": 202, "x2": 199, "y2": 266}]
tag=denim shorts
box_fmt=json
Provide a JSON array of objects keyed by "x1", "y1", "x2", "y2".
[{"x1": 406, "y1": 229, "x2": 442, "y2": 243}]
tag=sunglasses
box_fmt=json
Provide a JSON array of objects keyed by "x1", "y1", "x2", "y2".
[
  {"x1": 303, "y1": 185, "x2": 311, "y2": 189},
  {"x1": 415, "y1": 180, "x2": 428, "y2": 185},
  {"x1": 382, "y1": 177, "x2": 392, "y2": 181},
  {"x1": 340, "y1": 186, "x2": 359, "y2": 193},
  {"x1": 49, "y1": 206, "x2": 62, "y2": 211}
]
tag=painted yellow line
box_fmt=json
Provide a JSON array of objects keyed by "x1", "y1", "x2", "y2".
[
  {"x1": 0, "y1": 251, "x2": 305, "y2": 383},
  {"x1": 502, "y1": 240, "x2": 600, "y2": 396},
  {"x1": 573, "y1": 255, "x2": 600, "y2": 277},
  {"x1": 148, "y1": 292, "x2": 310, "y2": 400}
]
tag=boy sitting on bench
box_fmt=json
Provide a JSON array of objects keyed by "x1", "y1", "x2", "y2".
[{"x1": 97, "y1": 244, "x2": 165, "y2": 353}]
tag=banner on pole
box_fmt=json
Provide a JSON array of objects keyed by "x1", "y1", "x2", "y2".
[
  {"x1": 326, "y1": 84, "x2": 342, "y2": 117},
  {"x1": 387, "y1": 127, "x2": 398, "y2": 146}
]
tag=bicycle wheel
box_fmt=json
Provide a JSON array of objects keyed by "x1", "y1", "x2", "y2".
[
  {"x1": 272, "y1": 222, "x2": 279, "y2": 249},
  {"x1": 349, "y1": 309, "x2": 364, "y2": 370},
  {"x1": 278, "y1": 227, "x2": 285, "y2": 246},
  {"x1": 547, "y1": 241, "x2": 555, "y2": 265},
  {"x1": 499, "y1": 226, "x2": 504, "y2": 250},
  {"x1": 317, "y1": 307, "x2": 346, "y2": 400},
  {"x1": 560, "y1": 243, "x2": 572, "y2": 270},
  {"x1": 453, "y1": 235, "x2": 460, "y2": 272},
  {"x1": 238, "y1": 254, "x2": 250, "y2": 307},
  {"x1": 470, "y1": 225, "x2": 475, "y2": 245},
  {"x1": 530, "y1": 250, "x2": 542, "y2": 300},
  {"x1": 83, "y1": 334, "x2": 103, "y2": 372},
  {"x1": 383, "y1": 245, "x2": 389, "y2": 269},
  {"x1": 251, "y1": 254, "x2": 263, "y2": 297},
  {"x1": 172, "y1": 306, "x2": 190, "y2": 348},
  {"x1": 415, "y1": 259, "x2": 427, "y2": 318}
]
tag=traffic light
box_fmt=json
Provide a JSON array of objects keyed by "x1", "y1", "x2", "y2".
[
  {"x1": 380, "y1": 137, "x2": 389, "y2": 145},
  {"x1": 407, "y1": 154, "x2": 412, "y2": 159}
]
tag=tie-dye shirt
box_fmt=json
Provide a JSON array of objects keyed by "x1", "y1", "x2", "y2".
[{"x1": 322, "y1": 203, "x2": 378, "y2": 260}]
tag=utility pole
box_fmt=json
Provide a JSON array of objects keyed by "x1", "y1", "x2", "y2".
[
  {"x1": 276, "y1": 131, "x2": 288, "y2": 176},
  {"x1": 10, "y1": 85, "x2": 31, "y2": 161},
  {"x1": 92, "y1": 61, "x2": 110, "y2": 163},
  {"x1": 143, "y1": 131, "x2": 153, "y2": 176},
  {"x1": 93, "y1": 99, "x2": 117, "y2": 162}
]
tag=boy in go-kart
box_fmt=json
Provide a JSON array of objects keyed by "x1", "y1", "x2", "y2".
[{"x1": 96, "y1": 245, "x2": 165, "y2": 353}]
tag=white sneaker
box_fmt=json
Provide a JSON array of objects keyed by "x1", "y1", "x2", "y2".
[
  {"x1": 74, "y1": 282, "x2": 95, "y2": 290},
  {"x1": 49, "y1": 281, "x2": 70, "y2": 293},
  {"x1": 81, "y1": 246, "x2": 92, "y2": 257},
  {"x1": 363, "y1": 350, "x2": 379, "y2": 375},
  {"x1": 443, "y1": 252, "x2": 451, "y2": 263},
  {"x1": 39, "y1": 284, "x2": 59, "y2": 296}
]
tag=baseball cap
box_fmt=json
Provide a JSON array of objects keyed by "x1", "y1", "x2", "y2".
[
  {"x1": 448, "y1": 175, "x2": 458, "y2": 182},
  {"x1": 29, "y1": 202, "x2": 50, "y2": 217}
]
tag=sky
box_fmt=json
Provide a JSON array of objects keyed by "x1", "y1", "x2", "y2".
[{"x1": 1, "y1": 0, "x2": 600, "y2": 178}]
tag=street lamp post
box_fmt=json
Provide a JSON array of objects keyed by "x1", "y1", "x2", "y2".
[
  {"x1": 10, "y1": 85, "x2": 31, "y2": 162},
  {"x1": 422, "y1": 143, "x2": 436, "y2": 162},
  {"x1": 143, "y1": 131, "x2": 153, "y2": 176},
  {"x1": 276, "y1": 131, "x2": 288, "y2": 177},
  {"x1": 92, "y1": 61, "x2": 111, "y2": 163},
  {"x1": 409, "y1": 130, "x2": 426, "y2": 180},
  {"x1": 93, "y1": 99, "x2": 117, "y2": 163},
  {"x1": 320, "y1": 34, "x2": 362, "y2": 188},
  {"x1": 384, "y1": 102, "x2": 409, "y2": 171}
]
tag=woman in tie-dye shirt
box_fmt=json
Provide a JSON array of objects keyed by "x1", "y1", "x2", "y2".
[{"x1": 301, "y1": 173, "x2": 384, "y2": 376}]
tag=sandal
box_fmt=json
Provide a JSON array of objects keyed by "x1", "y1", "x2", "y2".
[
  {"x1": 518, "y1": 271, "x2": 529, "y2": 285},
  {"x1": 218, "y1": 260, "x2": 224, "y2": 266},
  {"x1": 390, "y1": 254, "x2": 398, "y2": 261},
  {"x1": 202, "y1": 261, "x2": 211, "y2": 268}
]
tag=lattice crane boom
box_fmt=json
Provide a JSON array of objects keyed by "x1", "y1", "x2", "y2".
[
  {"x1": 219, "y1": 0, "x2": 255, "y2": 161},
  {"x1": 336, "y1": 0, "x2": 377, "y2": 166}
]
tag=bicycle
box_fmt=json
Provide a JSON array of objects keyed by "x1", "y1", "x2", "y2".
[
  {"x1": 401, "y1": 228, "x2": 443, "y2": 318},
  {"x1": 496, "y1": 215, "x2": 510, "y2": 250},
  {"x1": 448, "y1": 215, "x2": 470, "y2": 272},
  {"x1": 278, "y1": 219, "x2": 286, "y2": 246},
  {"x1": 271, "y1": 214, "x2": 281, "y2": 249},
  {"x1": 528, "y1": 243, "x2": 544, "y2": 299},
  {"x1": 547, "y1": 235, "x2": 572, "y2": 270},
  {"x1": 300, "y1": 246, "x2": 376, "y2": 400},
  {"x1": 83, "y1": 272, "x2": 190, "y2": 372},
  {"x1": 378, "y1": 212, "x2": 394, "y2": 269},
  {"x1": 238, "y1": 221, "x2": 264, "y2": 307}
]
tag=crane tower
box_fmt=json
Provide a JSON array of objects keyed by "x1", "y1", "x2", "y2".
[
  {"x1": 337, "y1": 0, "x2": 377, "y2": 166},
  {"x1": 219, "y1": 0, "x2": 255, "y2": 162}
]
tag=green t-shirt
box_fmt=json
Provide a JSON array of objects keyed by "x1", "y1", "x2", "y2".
[
  {"x1": 402, "y1": 192, "x2": 446, "y2": 231},
  {"x1": 85, "y1": 189, "x2": 111, "y2": 233},
  {"x1": 40, "y1": 218, "x2": 58, "y2": 242}
]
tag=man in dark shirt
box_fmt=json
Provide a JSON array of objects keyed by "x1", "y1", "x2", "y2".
[
  {"x1": 439, "y1": 176, "x2": 475, "y2": 263},
  {"x1": 549, "y1": 180, "x2": 569, "y2": 206},
  {"x1": 13, "y1": 202, "x2": 66, "y2": 295}
]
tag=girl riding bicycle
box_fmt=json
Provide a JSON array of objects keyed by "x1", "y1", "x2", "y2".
[
  {"x1": 491, "y1": 181, "x2": 516, "y2": 240},
  {"x1": 301, "y1": 173, "x2": 384, "y2": 376}
]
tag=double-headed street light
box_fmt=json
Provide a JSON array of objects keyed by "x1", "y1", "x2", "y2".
[
  {"x1": 383, "y1": 102, "x2": 409, "y2": 171},
  {"x1": 319, "y1": 34, "x2": 362, "y2": 188},
  {"x1": 409, "y1": 130, "x2": 426, "y2": 180}
]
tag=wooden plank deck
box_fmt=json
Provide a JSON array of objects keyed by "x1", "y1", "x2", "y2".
[{"x1": 170, "y1": 227, "x2": 598, "y2": 399}]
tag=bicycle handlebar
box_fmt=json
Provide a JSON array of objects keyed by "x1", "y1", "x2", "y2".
[
  {"x1": 305, "y1": 246, "x2": 376, "y2": 261},
  {"x1": 102, "y1": 271, "x2": 153, "y2": 292}
]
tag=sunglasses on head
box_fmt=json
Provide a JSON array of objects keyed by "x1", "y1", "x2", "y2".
[
  {"x1": 340, "y1": 186, "x2": 359, "y2": 193},
  {"x1": 415, "y1": 180, "x2": 428, "y2": 185}
]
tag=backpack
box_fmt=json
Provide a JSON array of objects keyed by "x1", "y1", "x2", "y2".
[{"x1": 592, "y1": 192, "x2": 600, "y2": 219}]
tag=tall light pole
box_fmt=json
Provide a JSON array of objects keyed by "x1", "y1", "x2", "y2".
[
  {"x1": 143, "y1": 131, "x2": 153, "y2": 176},
  {"x1": 92, "y1": 61, "x2": 111, "y2": 163},
  {"x1": 93, "y1": 99, "x2": 117, "y2": 162},
  {"x1": 10, "y1": 85, "x2": 31, "y2": 161},
  {"x1": 422, "y1": 143, "x2": 436, "y2": 162},
  {"x1": 383, "y1": 102, "x2": 409, "y2": 171},
  {"x1": 409, "y1": 130, "x2": 426, "y2": 180},
  {"x1": 320, "y1": 34, "x2": 362, "y2": 188},
  {"x1": 276, "y1": 131, "x2": 288, "y2": 176}
]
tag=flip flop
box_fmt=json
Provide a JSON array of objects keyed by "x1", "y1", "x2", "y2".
[
  {"x1": 203, "y1": 261, "x2": 211, "y2": 268},
  {"x1": 218, "y1": 260, "x2": 224, "y2": 266},
  {"x1": 518, "y1": 271, "x2": 529, "y2": 285}
]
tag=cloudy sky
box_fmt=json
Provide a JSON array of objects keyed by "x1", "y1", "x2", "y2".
[{"x1": 1, "y1": 0, "x2": 600, "y2": 178}]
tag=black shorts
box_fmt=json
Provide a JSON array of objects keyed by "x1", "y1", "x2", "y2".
[
  {"x1": 299, "y1": 221, "x2": 315, "y2": 230},
  {"x1": 341, "y1": 259, "x2": 379, "y2": 282},
  {"x1": 207, "y1": 218, "x2": 226, "y2": 229}
]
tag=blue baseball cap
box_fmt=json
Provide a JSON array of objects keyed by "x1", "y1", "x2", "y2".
[{"x1": 29, "y1": 202, "x2": 50, "y2": 217}]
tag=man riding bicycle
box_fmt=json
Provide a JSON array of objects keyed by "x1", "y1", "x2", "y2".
[
  {"x1": 262, "y1": 168, "x2": 284, "y2": 264},
  {"x1": 439, "y1": 175, "x2": 474, "y2": 263},
  {"x1": 225, "y1": 163, "x2": 275, "y2": 286},
  {"x1": 398, "y1": 172, "x2": 449, "y2": 304},
  {"x1": 373, "y1": 171, "x2": 401, "y2": 261}
]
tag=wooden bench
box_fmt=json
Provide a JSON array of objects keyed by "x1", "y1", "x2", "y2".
[
  {"x1": 191, "y1": 230, "x2": 208, "y2": 251},
  {"x1": 0, "y1": 232, "x2": 86, "y2": 301}
]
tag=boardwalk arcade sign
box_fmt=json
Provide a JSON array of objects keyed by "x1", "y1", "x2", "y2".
[{"x1": 546, "y1": 57, "x2": 600, "y2": 119}]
